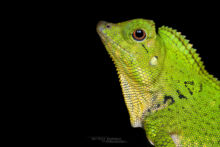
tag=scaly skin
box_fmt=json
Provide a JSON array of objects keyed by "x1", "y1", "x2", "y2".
[{"x1": 96, "y1": 19, "x2": 220, "y2": 146}]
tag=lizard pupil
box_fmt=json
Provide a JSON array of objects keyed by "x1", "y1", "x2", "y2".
[{"x1": 132, "y1": 29, "x2": 146, "y2": 41}]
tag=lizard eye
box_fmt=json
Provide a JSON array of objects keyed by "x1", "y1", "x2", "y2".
[{"x1": 132, "y1": 29, "x2": 146, "y2": 41}]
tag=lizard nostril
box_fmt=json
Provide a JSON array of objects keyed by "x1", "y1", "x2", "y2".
[{"x1": 106, "y1": 24, "x2": 111, "y2": 28}]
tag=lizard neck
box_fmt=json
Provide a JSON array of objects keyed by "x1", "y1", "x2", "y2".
[{"x1": 158, "y1": 26, "x2": 220, "y2": 89}]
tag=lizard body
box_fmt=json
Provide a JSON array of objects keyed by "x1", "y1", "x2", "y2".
[{"x1": 97, "y1": 19, "x2": 220, "y2": 146}]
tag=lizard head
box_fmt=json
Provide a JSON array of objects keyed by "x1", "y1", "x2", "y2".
[{"x1": 97, "y1": 19, "x2": 165, "y2": 127}]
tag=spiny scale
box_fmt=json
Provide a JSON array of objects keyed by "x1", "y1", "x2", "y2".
[{"x1": 159, "y1": 26, "x2": 220, "y2": 87}]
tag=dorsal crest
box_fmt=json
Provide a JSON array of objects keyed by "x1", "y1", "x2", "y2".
[{"x1": 158, "y1": 26, "x2": 220, "y2": 87}]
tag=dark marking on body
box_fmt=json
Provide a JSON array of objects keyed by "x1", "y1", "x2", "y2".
[
  {"x1": 156, "y1": 104, "x2": 160, "y2": 108},
  {"x1": 199, "y1": 83, "x2": 203, "y2": 92},
  {"x1": 163, "y1": 95, "x2": 175, "y2": 104},
  {"x1": 147, "y1": 109, "x2": 151, "y2": 113},
  {"x1": 176, "y1": 90, "x2": 188, "y2": 99},
  {"x1": 211, "y1": 117, "x2": 215, "y2": 120},
  {"x1": 184, "y1": 81, "x2": 194, "y2": 85},
  {"x1": 142, "y1": 44, "x2": 148, "y2": 53},
  {"x1": 179, "y1": 70, "x2": 184, "y2": 73},
  {"x1": 187, "y1": 88, "x2": 193, "y2": 95},
  {"x1": 184, "y1": 81, "x2": 194, "y2": 95}
]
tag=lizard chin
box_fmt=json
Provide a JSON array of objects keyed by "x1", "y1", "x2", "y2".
[{"x1": 131, "y1": 119, "x2": 143, "y2": 128}]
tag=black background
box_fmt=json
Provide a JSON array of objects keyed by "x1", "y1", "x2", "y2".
[{"x1": 36, "y1": 2, "x2": 220, "y2": 146}]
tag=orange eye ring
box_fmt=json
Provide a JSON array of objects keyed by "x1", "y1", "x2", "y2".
[{"x1": 132, "y1": 29, "x2": 146, "y2": 41}]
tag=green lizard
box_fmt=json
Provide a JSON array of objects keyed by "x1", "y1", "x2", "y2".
[{"x1": 96, "y1": 19, "x2": 220, "y2": 146}]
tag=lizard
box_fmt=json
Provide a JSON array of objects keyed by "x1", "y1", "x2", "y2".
[{"x1": 96, "y1": 18, "x2": 220, "y2": 146}]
